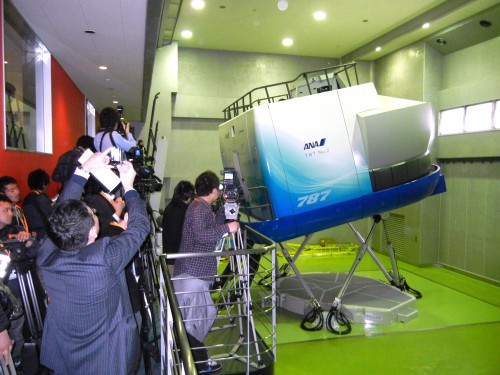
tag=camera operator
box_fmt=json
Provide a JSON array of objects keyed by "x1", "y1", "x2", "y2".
[
  {"x1": 173, "y1": 170, "x2": 239, "y2": 374},
  {"x1": 0, "y1": 193, "x2": 36, "y2": 373},
  {"x1": 94, "y1": 107, "x2": 136, "y2": 155}
]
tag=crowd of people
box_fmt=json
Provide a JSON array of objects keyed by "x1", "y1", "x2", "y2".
[{"x1": 0, "y1": 106, "x2": 238, "y2": 374}]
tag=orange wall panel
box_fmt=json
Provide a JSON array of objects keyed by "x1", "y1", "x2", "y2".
[{"x1": 0, "y1": 1, "x2": 86, "y2": 200}]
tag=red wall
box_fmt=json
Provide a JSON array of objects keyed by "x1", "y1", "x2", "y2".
[{"x1": 1, "y1": 2, "x2": 86, "y2": 199}]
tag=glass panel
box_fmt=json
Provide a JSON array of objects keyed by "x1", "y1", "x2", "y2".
[
  {"x1": 3, "y1": 0, "x2": 52, "y2": 152},
  {"x1": 465, "y1": 102, "x2": 493, "y2": 133},
  {"x1": 438, "y1": 107, "x2": 464, "y2": 136},
  {"x1": 86, "y1": 100, "x2": 96, "y2": 137}
]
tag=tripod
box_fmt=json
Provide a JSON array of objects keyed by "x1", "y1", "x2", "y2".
[
  {"x1": 136, "y1": 202, "x2": 161, "y2": 374},
  {"x1": 211, "y1": 200, "x2": 264, "y2": 369},
  {"x1": 3, "y1": 259, "x2": 47, "y2": 375},
  {"x1": 12, "y1": 261, "x2": 44, "y2": 340}
]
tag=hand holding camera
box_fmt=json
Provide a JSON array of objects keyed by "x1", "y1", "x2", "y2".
[
  {"x1": 81, "y1": 147, "x2": 115, "y2": 171},
  {"x1": 11, "y1": 232, "x2": 33, "y2": 249},
  {"x1": 118, "y1": 121, "x2": 130, "y2": 136},
  {"x1": 116, "y1": 161, "x2": 137, "y2": 192},
  {"x1": 227, "y1": 221, "x2": 240, "y2": 234}
]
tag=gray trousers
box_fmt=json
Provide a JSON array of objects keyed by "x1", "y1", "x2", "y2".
[
  {"x1": 173, "y1": 274, "x2": 216, "y2": 343},
  {"x1": 9, "y1": 314, "x2": 25, "y2": 363}
]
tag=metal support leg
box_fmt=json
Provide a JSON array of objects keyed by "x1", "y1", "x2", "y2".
[
  {"x1": 279, "y1": 242, "x2": 324, "y2": 331},
  {"x1": 279, "y1": 244, "x2": 319, "y2": 304},
  {"x1": 280, "y1": 234, "x2": 314, "y2": 276}
]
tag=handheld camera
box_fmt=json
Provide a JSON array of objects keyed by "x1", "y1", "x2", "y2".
[{"x1": 109, "y1": 148, "x2": 126, "y2": 165}]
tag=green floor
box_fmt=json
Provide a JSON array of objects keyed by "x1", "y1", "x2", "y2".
[{"x1": 272, "y1": 252, "x2": 500, "y2": 375}]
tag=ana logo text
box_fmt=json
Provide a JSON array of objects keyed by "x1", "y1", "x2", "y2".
[{"x1": 304, "y1": 138, "x2": 326, "y2": 150}]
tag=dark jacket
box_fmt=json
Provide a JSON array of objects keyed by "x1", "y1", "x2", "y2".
[
  {"x1": 162, "y1": 198, "x2": 189, "y2": 265},
  {"x1": 36, "y1": 173, "x2": 149, "y2": 375},
  {"x1": 96, "y1": 204, "x2": 142, "y2": 315},
  {"x1": 23, "y1": 191, "x2": 52, "y2": 239},
  {"x1": 52, "y1": 147, "x2": 83, "y2": 184},
  {"x1": 0, "y1": 306, "x2": 9, "y2": 333}
]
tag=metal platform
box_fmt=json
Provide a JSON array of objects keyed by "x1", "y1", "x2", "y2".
[{"x1": 277, "y1": 272, "x2": 418, "y2": 325}]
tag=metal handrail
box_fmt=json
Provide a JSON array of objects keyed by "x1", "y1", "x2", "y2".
[
  {"x1": 159, "y1": 256, "x2": 197, "y2": 374},
  {"x1": 160, "y1": 225, "x2": 276, "y2": 374},
  {"x1": 222, "y1": 62, "x2": 358, "y2": 120}
]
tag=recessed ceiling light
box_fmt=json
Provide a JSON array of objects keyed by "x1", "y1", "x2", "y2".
[
  {"x1": 479, "y1": 20, "x2": 492, "y2": 27},
  {"x1": 99, "y1": 66, "x2": 108, "y2": 70},
  {"x1": 4, "y1": 61, "x2": 7, "y2": 64},
  {"x1": 282, "y1": 37, "x2": 294, "y2": 47},
  {"x1": 277, "y1": 0, "x2": 288, "y2": 11},
  {"x1": 436, "y1": 38, "x2": 447, "y2": 45},
  {"x1": 84, "y1": 30, "x2": 95, "y2": 34},
  {"x1": 181, "y1": 30, "x2": 193, "y2": 39},
  {"x1": 422, "y1": 23, "x2": 430, "y2": 29},
  {"x1": 191, "y1": 0, "x2": 205, "y2": 10},
  {"x1": 113, "y1": 100, "x2": 118, "y2": 104},
  {"x1": 313, "y1": 11, "x2": 326, "y2": 21},
  {"x1": 375, "y1": 46, "x2": 382, "y2": 52}
]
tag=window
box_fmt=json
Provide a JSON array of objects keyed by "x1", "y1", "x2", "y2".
[
  {"x1": 86, "y1": 100, "x2": 96, "y2": 137},
  {"x1": 439, "y1": 107, "x2": 464, "y2": 135},
  {"x1": 3, "y1": 0, "x2": 52, "y2": 152},
  {"x1": 438, "y1": 100, "x2": 499, "y2": 136},
  {"x1": 494, "y1": 101, "x2": 500, "y2": 130},
  {"x1": 465, "y1": 102, "x2": 493, "y2": 132}
]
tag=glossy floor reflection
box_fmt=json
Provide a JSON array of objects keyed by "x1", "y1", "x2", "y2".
[{"x1": 272, "y1": 252, "x2": 500, "y2": 375}]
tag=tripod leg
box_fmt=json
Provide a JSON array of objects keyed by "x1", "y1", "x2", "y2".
[
  {"x1": 25, "y1": 271, "x2": 44, "y2": 334},
  {"x1": 137, "y1": 244, "x2": 160, "y2": 368},
  {"x1": 231, "y1": 230, "x2": 263, "y2": 365}
]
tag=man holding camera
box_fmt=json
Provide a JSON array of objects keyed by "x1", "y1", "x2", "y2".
[
  {"x1": 36, "y1": 148, "x2": 149, "y2": 375},
  {"x1": 173, "y1": 170, "x2": 239, "y2": 374},
  {"x1": 94, "y1": 107, "x2": 137, "y2": 154}
]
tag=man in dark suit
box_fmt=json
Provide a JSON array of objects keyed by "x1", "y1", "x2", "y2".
[{"x1": 36, "y1": 148, "x2": 150, "y2": 375}]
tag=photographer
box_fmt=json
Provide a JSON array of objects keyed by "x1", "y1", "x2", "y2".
[
  {"x1": 0, "y1": 193, "x2": 34, "y2": 373},
  {"x1": 94, "y1": 107, "x2": 136, "y2": 154},
  {"x1": 36, "y1": 148, "x2": 150, "y2": 375},
  {"x1": 52, "y1": 134, "x2": 95, "y2": 189}
]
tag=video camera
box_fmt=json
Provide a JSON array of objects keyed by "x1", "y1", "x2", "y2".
[
  {"x1": 116, "y1": 105, "x2": 126, "y2": 136},
  {"x1": 133, "y1": 163, "x2": 163, "y2": 198},
  {"x1": 220, "y1": 168, "x2": 251, "y2": 221},
  {"x1": 221, "y1": 168, "x2": 240, "y2": 203},
  {"x1": 0, "y1": 237, "x2": 31, "y2": 263}
]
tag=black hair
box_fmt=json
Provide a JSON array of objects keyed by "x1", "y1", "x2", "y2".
[
  {"x1": 99, "y1": 107, "x2": 120, "y2": 131},
  {"x1": 195, "y1": 171, "x2": 220, "y2": 197},
  {"x1": 173, "y1": 180, "x2": 195, "y2": 202},
  {"x1": 0, "y1": 194, "x2": 12, "y2": 204},
  {"x1": 76, "y1": 135, "x2": 95, "y2": 151},
  {"x1": 5, "y1": 82, "x2": 16, "y2": 96},
  {"x1": 0, "y1": 176, "x2": 17, "y2": 193},
  {"x1": 28, "y1": 169, "x2": 50, "y2": 190},
  {"x1": 47, "y1": 200, "x2": 94, "y2": 251}
]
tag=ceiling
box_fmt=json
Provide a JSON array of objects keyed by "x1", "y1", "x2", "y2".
[{"x1": 9, "y1": 0, "x2": 500, "y2": 122}]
